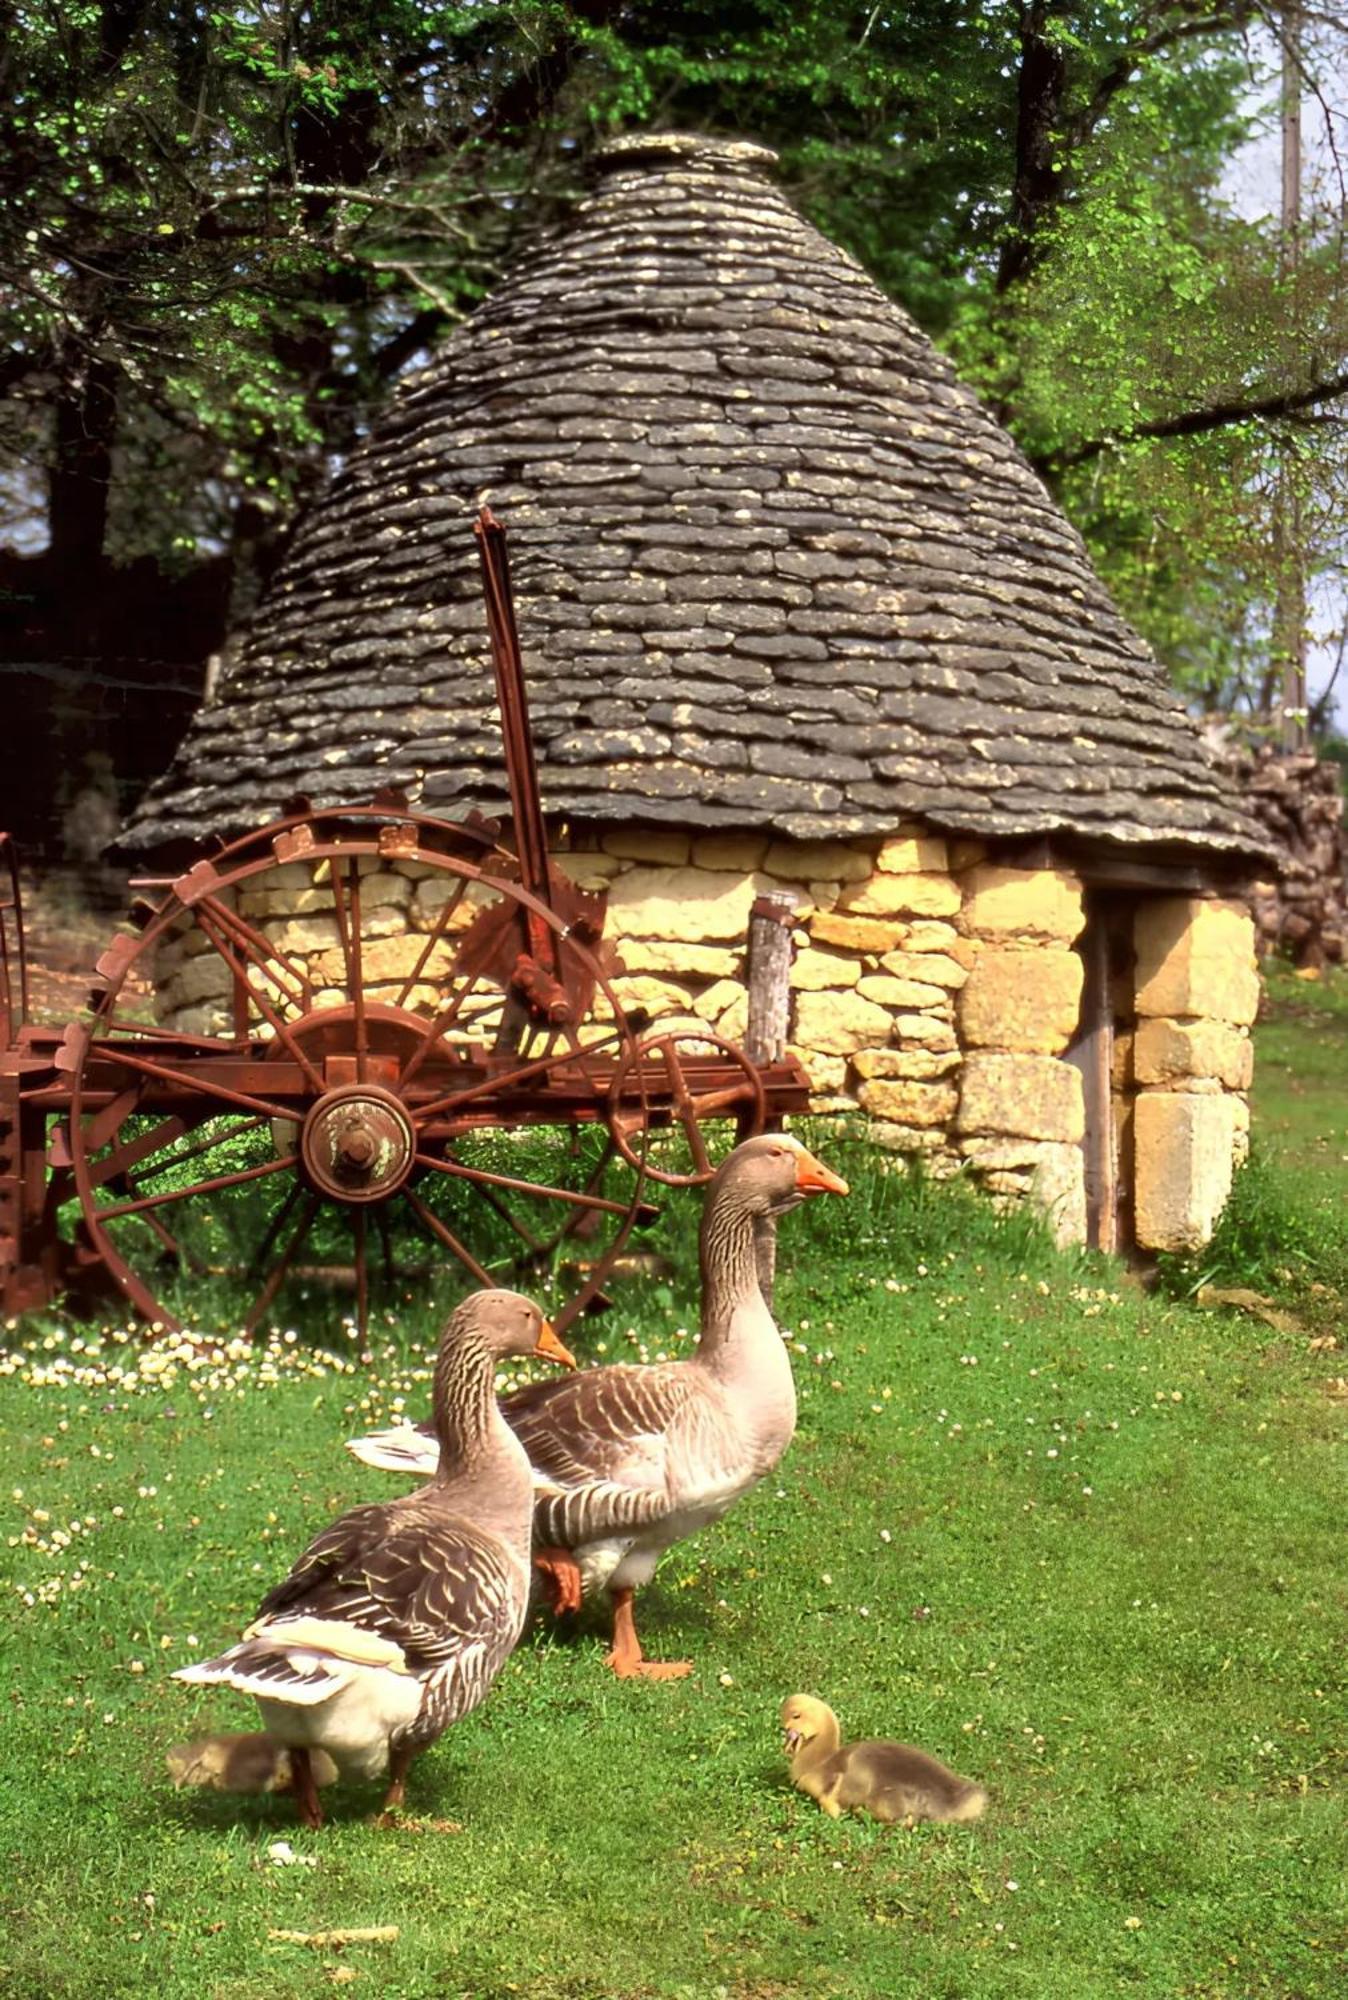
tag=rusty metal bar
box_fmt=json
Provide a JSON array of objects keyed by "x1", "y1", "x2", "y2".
[
  {"x1": 0, "y1": 832, "x2": 29, "y2": 1044},
  {"x1": 474, "y1": 507, "x2": 557, "y2": 960}
]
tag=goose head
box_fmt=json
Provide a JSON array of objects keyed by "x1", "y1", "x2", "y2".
[
  {"x1": 780, "y1": 1692, "x2": 838, "y2": 1754},
  {"x1": 714, "y1": 1134, "x2": 849, "y2": 1219},
  {"x1": 451, "y1": 1288, "x2": 577, "y2": 1368}
]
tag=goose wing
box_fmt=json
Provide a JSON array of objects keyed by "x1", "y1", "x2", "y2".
[
  {"x1": 502, "y1": 1362, "x2": 706, "y2": 1545},
  {"x1": 256, "y1": 1506, "x2": 525, "y2": 1676}
]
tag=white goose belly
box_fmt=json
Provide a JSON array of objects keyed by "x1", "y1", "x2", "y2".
[
  {"x1": 579, "y1": 1387, "x2": 793, "y2": 1595},
  {"x1": 256, "y1": 1667, "x2": 425, "y2": 1782}
]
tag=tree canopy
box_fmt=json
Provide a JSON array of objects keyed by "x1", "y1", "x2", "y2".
[{"x1": 2, "y1": 0, "x2": 1345, "y2": 730}]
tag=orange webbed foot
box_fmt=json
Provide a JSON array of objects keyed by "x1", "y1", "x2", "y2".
[
  {"x1": 604, "y1": 1651, "x2": 694, "y2": 1681},
  {"x1": 534, "y1": 1546, "x2": 583, "y2": 1616}
]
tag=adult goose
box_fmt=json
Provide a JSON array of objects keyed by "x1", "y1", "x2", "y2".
[
  {"x1": 173, "y1": 1289, "x2": 574, "y2": 1826},
  {"x1": 348, "y1": 1134, "x2": 848, "y2": 1679}
]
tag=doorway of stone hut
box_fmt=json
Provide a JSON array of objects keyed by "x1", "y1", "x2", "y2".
[{"x1": 1066, "y1": 892, "x2": 1139, "y2": 1253}]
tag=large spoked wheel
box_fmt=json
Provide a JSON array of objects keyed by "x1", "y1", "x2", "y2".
[
  {"x1": 608, "y1": 1028, "x2": 767, "y2": 1187},
  {"x1": 59, "y1": 807, "x2": 650, "y2": 1340}
]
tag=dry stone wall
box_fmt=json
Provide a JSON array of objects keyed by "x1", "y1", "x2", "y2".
[{"x1": 152, "y1": 827, "x2": 1256, "y2": 1253}]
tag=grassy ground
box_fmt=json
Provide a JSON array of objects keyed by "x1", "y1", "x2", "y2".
[{"x1": 2, "y1": 978, "x2": 1345, "y2": 2000}]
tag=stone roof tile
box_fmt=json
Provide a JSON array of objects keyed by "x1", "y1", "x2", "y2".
[{"x1": 126, "y1": 131, "x2": 1265, "y2": 862}]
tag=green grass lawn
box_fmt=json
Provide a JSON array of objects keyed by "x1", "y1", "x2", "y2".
[{"x1": 2, "y1": 976, "x2": 1346, "y2": 2000}]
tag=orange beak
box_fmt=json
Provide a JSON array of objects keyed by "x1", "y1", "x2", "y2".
[
  {"x1": 793, "y1": 1146, "x2": 849, "y2": 1198},
  {"x1": 533, "y1": 1319, "x2": 577, "y2": 1369}
]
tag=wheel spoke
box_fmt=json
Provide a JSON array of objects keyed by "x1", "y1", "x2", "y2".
[
  {"x1": 195, "y1": 903, "x2": 326, "y2": 1092},
  {"x1": 412, "y1": 1150, "x2": 635, "y2": 1218},
  {"x1": 400, "y1": 1183, "x2": 495, "y2": 1286},
  {"x1": 374, "y1": 1205, "x2": 397, "y2": 1284},
  {"x1": 398, "y1": 961, "x2": 498, "y2": 1091},
  {"x1": 90, "y1": 1151, "x2": 296, "y2": 1224},
  {"x1": 245, "y1": 1193, "x2": 322, "y2": 1336},
  {"x1": 330, "y1": 858, "x2": 369, "y2": 1083},
  {"x1": 127, "y1": 1115, "x2": 268, "y2": 1189},
  {"x1": 353, "y1": 1207, "x2": 369, "y2": 1344},
  {"x1": 246, "y1": 1176, "x2": 305, "y2": 1283},
  {"x1": 393, "y1": 879, "x2": 469, "y2": 1008},
  {"x1": 193, "y1": 891, "x2": 312, "y2": 1014},
  {"x1": 83, "y1": 1117, "x2": 187, "y2": 1190}
]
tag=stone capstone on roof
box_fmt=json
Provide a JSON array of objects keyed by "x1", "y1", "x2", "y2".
[{"x1": 126, "y1": 131, "x2": 1266, "y2": 861}]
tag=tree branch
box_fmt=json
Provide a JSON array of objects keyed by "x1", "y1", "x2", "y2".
[{"x1": 1035, "y1": 366, "x2": 1348, "y2": 470}]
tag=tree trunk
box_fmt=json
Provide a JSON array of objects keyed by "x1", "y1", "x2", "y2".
[
  {"x1": 997, "y1": 2, "x2": 1069, "y2": 294},
  {"x1": 48, "y1": 353, "x2": 117, "y2": 577}
]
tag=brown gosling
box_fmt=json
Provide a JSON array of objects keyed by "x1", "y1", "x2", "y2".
[
  {"x1": 166, "y1": 1732, "x2": 339, "y2": 1795},
  {"x1": 780, "y1": 1694, "x2": 987, "y2": 1826}
]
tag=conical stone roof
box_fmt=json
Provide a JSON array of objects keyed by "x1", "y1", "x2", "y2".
[{"x1": 126, "y1": 132, "x2": 1264, "y2": 861}]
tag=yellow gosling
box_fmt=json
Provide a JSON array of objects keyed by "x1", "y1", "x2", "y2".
[{"x1": 780, "y1": 1694, "x2": 987, "y2": 1826}]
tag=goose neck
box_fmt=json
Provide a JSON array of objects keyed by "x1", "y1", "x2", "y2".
[
  {"x1": 698, "y1": 1194, "x2": 765, "y2": 1342},
  {"x1": 429, "y1": 1329, "x2": 497, "y2": 1478}
]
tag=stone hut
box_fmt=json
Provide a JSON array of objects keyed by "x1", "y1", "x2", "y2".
[{"x1": 125, "y1": 132, "x2": 1270, "y2": 1255}]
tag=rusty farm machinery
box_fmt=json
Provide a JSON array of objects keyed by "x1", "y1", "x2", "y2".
[{"x1": 0, "y1": 512, "x2": 809, "y2": 1339}]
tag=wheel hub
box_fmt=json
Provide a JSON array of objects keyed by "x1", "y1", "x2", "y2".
[{"x1": 300, "y1": 1084, "x2": 416, "y2": 1203}]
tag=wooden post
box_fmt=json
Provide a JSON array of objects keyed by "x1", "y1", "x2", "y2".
[
  {"x1": 1066, "y1": 909, "x2": 1120, "y2": 1254},
  {"x1": 745, "y1": 892, "x2": 795, "y2": 1067},
  {"x1": 744, "y1": 890, "x2": 796, "y2": 1306}
]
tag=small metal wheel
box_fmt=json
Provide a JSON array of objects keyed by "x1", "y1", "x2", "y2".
[
  {"x1": 608, "y1": 1028, "x2": 768, "y2": 1187},
  {"x1": 58, "y1": 805, "x2": 651, "y2": 1340}
]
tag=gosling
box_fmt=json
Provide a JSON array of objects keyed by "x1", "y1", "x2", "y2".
[
  {"x1": 166, "y1": 1732, "x2": 338, "y2": 1796},
  {"x1": 780, "y1": 1694, "x2": 987, "y2": 1825}
]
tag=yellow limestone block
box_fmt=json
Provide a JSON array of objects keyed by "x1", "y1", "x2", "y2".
[
  {"x1": 792, "y1": 988, "x2": 894, "y2": 1056},
  {"x1": 1133, "y1": 1092, "x2": 1237, "y2": 1250},
  {"x1": 608, "y1": 866, "x2": 760, "y2": 944},
  {"x1": 955, "y1": 1052, "x2": 1084, "y2": 1143},
  {"x1": 602, "y1": 829, "x2": 692, "y2": 865},
  {"x1": 315, "y1": 935, "x2": 457, "y2": 987},
  {"x1": 692, "y1": 978, "x2": 747, "y2": 1022},
  {"x1": 790, "y1": 946, "x2": 863, "y2": 991},
  {"x1": 791, "y1": 1048, "x2": 848, "y2": 1094},
  {"x1": 618, "y1": 938, "x2": 740, "y2": 977},
  {"x1": 858, "y1": 1078, "x2": 958, "y2": 1126},
  {"x1": 1133, "y1": 899, "x2": 1260, "y2": 1026},
  {"x1": 878, "y1": 948, "x2": 968, "y2": 990},
  {"x1": 837, "y1": 871, "x2": 962, "y2": 919},
  {"x1": 857, "y1": 973, "x2": 951, "y2": 1009},
  {"x1": 765, "y1": 837, "x2": 872, "y2": 883},
  {"x1": 957, "y1": 947, "x2": 1083, "y2": 1054},
  {"x1": 1133, "y1": 1017, "x2": 1254, "y2": 1090},
  {"x1": 690, "y1": 833, "x2": 769, "y2": 871},
  {"x1": 959, "y1": 865, "x2": 1085, "y2": 943},
  {"x1": 853, "y1": 1047, "x2": 960, "y2": 1081},
  {"x1": 892, "y1": 1012, "x2": 958, "y2": 1051},
  {"x1": 810, "y1": 912, "x2": 909, "y2": 952},
  {"x1": 874, "y1": 829, "x2": 949, "y2": 875}
]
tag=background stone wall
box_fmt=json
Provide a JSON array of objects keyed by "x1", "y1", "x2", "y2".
[{"x1": 1228, "y1": 747, "x2": 1345, "y2": 969}]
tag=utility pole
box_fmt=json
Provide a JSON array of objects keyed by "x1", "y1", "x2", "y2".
[{"x1": 1274, "y1": 5, "x2": 1306, "y2": 751}]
